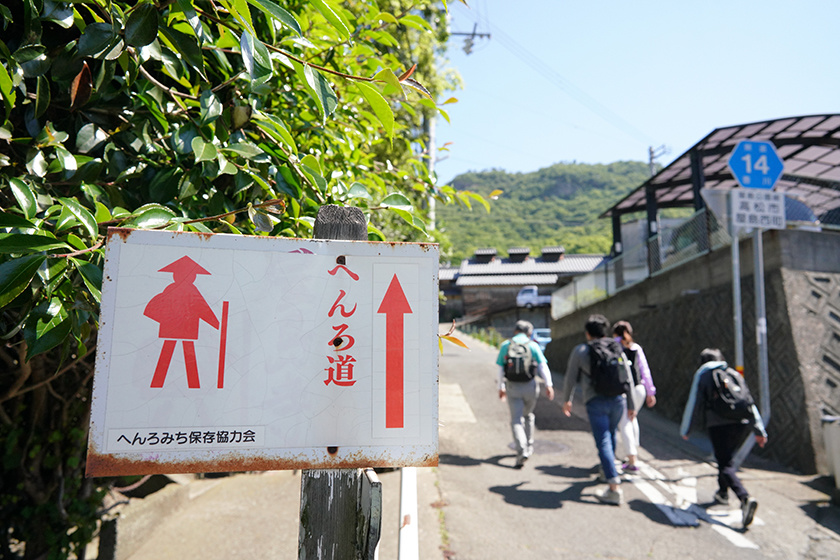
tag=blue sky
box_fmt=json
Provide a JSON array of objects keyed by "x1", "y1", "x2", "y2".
[{"x1": 434, "y1": 0, "x2": 840, "y2": 184}]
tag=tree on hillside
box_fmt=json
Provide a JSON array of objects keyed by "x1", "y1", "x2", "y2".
[
  {"x1": 438, "y1": 161, "x2": 650, "y2": 262},
  {"x1": 0, "y1": 1, "x2": 473, "y2": 557}
]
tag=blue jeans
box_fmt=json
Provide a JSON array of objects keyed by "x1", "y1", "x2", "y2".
[{"x1": 586, "y1": 395, "x2": 626, "y2": 484}]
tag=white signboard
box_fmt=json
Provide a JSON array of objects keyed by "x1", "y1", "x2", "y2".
[
  {"x1": 87, "y1": 228, "x2": 439, "y2": 476},
  {"x1": 730, "y1": 189, "x2": 786, "y2": 230}
]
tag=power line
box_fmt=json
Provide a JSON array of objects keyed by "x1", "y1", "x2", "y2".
[{"x1": 449, "y1": 5, "x2": 656, "y2": 147}]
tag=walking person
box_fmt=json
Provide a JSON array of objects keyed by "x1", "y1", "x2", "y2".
[
  {"x1": 562, "y1": 314, "x2": 635, "y2": 505},
  {"x1": 497, "y1": 320, "x2": 555, "y2": 468},
  {"x1": 612, "y1": 320, "x2": 657, "y2": 474},
  {"x1": 680, "y1": 348, "x2": 768, "y2": 528}
]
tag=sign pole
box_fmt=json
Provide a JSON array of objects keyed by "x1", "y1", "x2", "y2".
[
  {"x1": 730, "y1": 218, "x2": 745, "y2": 372},
  {"x1": 734, "y1": 228, "x2": 773, "y2": 468},
  {"x1": 298, "y1": 205, "x2": 382, "y2": 560},
  {"x1": 727, "y1": 139, "x2": 784, "y2": 468},
  {"x1": 753, "y1": 228, "x2": 771, "y2": 423}
]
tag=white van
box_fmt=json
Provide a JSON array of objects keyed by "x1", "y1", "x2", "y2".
[{"x1": 516, "y1": 285, "x2": 551, "y2": 308}]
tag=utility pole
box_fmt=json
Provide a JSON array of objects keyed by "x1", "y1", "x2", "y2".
[
  {"x1": 647, "y1": 145, "x2": 669, "y2": 268},
  {"x1": 430, "y1": 22, "x2": 490, "y2": 229},
  {"x1": 425, "y1": 114, "x2": 437, "y2": 231},
  {"x1": 648, "y1": 144, "x2": 668, "y2": 177},
  {"x1": 450, "y1": 23, "x2": 491, "y2": 55}
]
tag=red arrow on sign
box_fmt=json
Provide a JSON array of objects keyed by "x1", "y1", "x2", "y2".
[{"x1": 377, "y1": 274, "x2": 413, "y2": 429}]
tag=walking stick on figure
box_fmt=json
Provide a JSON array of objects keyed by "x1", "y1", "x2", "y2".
[{"x1": 217, "y1": 301, "x2": 229, "y2": 389}]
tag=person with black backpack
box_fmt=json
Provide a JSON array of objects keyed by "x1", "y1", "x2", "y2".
[
  {"x1": 496, "y1": 320, "x2": 555, "y2": 468},
  {"x1": 679, "y1": 348, "x2": 768, "y2": 529},
  {"x1": 561, "y1": 314, "x2": 635, "y2": 505}
]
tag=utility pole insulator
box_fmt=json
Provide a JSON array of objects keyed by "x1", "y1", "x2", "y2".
[
  {"x1": 451, "y1": 22, "x2": 490, "y2": 56},
  {"x1": 463, "y1": 37, "x2": 474, "y2": 54}
]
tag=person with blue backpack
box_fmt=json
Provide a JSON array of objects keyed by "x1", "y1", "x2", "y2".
[
  {"x1": 497, "y1": 320, "x2": 555, "y2": 468},
  {"x1": 680, "y1": 348, "x2": 768, "y2": 529}
]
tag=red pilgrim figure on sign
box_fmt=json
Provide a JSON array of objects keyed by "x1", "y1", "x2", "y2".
[{"x1": 144, "y1": 256, "x2": 220, "y2": 389}]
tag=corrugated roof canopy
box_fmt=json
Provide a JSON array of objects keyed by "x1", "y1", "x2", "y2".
[{"x1": 602, "y1": 114, "x2": 840, "y2": 220}]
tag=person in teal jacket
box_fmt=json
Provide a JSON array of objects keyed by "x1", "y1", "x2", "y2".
[{"x1": 496, "y1": 320, "x2": 555, "y2": 468}]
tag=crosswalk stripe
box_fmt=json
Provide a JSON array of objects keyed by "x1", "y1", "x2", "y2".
[
  {"x1": 631, "y1": 477, "x2": 699, "y2": 527},
  {"x1": 629, "y1": 462, "x2": 761, "y2": 549},
  {"x1": 711, "y1": 523, "x2": 761, "y2": 549}
]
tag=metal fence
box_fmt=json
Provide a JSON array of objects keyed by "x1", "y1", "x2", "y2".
[{"x1": 551, "y1": 209, "x2": 732, "y2": 319}]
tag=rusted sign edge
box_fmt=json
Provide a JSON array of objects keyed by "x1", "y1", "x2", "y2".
[{"x1": 86, "y1": 449, "x2": 438, "y2": 477}]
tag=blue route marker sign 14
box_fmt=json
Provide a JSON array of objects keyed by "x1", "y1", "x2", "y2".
[{"x1": 727, "y1": 139, "x2": 784, "y2": 190}]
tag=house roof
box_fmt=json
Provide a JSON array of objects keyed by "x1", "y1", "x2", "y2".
[
  {"x1": 473, "y1": 248, "x2": 498, "y2": 256},
  {"x1": 602, "y1": 114, "x2": 840, "y2": 221},
  {"x1": 443, "y1": 249, "x2": 604, "y2": 290},
  {"x1": 458, "y1": 254, "x2": 605, "y2": 277},
  {"x1": 439, "y1": 267, "x2": 458, "y2": 282},
  {"x1": 455, "y1": 274, "x2": 560, "y2": 287}
]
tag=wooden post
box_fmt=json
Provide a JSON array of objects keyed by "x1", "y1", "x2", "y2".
[{"x1": 298, "y1": 205, "x2": 382, "y2": 560}]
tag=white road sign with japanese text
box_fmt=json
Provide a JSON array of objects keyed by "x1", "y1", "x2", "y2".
[
  {"x1": 730, "y1": 189, "x2": 786, "y2": 230},
  {"x1": 87, "y1": 228, "x2": 439, "y2": 476}
]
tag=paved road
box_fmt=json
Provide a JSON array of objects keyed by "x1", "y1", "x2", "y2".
[
  {"x1": 108, "y1": 329, "x2": 840, "y2": 559},
  {"x1": 436, "y1": 331, "x2": 840, "y2": 559}
]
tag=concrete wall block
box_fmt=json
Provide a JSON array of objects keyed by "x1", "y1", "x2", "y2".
[
  {"x1": 547, "y1": 229, "x2": 840, "y2": 475},
  {"x1": 781, "y1": 269, "x2": 838, "y2": 474}
]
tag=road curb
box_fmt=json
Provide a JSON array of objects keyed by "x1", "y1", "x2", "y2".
[{"x1": 98, "y1": 476, "x2": 195, "y2": 560}]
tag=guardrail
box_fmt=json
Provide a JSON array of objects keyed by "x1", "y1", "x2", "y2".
[{"x1": 551, "y1": 209, "x2": 732, "y2": 319}]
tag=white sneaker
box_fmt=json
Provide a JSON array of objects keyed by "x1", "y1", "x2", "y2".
[{"x1": 596, "y1": 487, "x2": 623, "y2": 506}]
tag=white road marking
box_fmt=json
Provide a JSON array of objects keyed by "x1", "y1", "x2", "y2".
[
  {"x1": 629, "y1": 462, "x2": 761, "y2": 549},
  {"x1": 631, "y1": 477, "x2": 699, "y2": 527},
  {"x1": 710, "y1": 524, "x2": 760, "y2": 549},
  {"x1": 439, "y1": 383, "x2": 477, "y2": 424},
  {"x1": 700, "y1": 506, "x2": 765, "y2": 529}
]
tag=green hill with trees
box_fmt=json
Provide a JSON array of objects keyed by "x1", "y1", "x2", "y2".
[{"x1": 436, "y1": 161, "x2": 652, "y2": 263}]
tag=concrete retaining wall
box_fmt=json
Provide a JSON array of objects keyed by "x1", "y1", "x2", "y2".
[{"x1": 544, "y1": 228, "x2": 840, "y2": 475}]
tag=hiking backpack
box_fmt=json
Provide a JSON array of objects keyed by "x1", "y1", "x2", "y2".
[
  {"x1": 708, "y1": 366, "x2": 754, "y2": 421},
  {"x1": 622, "y1": 345, "x2": 641, "y2": 386},
  {"x1": 503, "y1": 341, "x2": 536, "y2": 382},
  {"x1": 586, "y1": 338, "x2": 630, "y2": 397}
]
